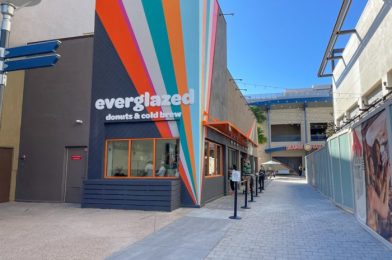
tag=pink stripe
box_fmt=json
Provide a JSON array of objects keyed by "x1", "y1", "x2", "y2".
[{"x1": 206, "y1": 1, "x2": 219, "y2": 112}]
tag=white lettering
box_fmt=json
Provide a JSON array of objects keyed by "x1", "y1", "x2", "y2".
[
  {"x1": 125, "y1": 97, "x2": 134, "y2": 108},
  {"x1": 171, "y1": 94, "x2": 181, "y2": 105},
  {"x1": 115, "y1": 98, "x2": 125, "y2": 108},
  {"x1": 133, "y1": 96, "x2": 144, "y2": 112},
  {"x1": 182, "y1": 89, "x2": 194, "y2": 104},
  {"x1": 104, "y1": 98, "x2": 116, "y2": 109},
  {"x1": 95, "y1": 99, "x2": 105, "y2": 110},
  {"x1": 95, "y1": 89, "x2": 195, "y2": 112},
  {"x1": 161, "y1": 95, "x2": 171, "y2": 106},
  {"x1": 150, "y1": 95, "x2": 161, "y2": 106}
]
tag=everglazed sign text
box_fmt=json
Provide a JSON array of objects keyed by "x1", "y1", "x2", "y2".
[{"x1": 94, "y1": 90, "x2": 194, "y2": 122}]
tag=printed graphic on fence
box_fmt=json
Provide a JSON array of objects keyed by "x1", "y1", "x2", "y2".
[{"x1": 361, "y1": 110, "x2": 392, "y2": 243}]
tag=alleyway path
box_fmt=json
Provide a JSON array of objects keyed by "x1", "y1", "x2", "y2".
[{"x1": 110, "y1": 176, "x2": 392, "y2": 260}]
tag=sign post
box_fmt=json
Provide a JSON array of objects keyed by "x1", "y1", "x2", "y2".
[
  {"x1": 0, "y1": 37, "x2": 61, "y2": 127},
  {"x1": 0, "y1": 2, "x2": 15, "y2": 126}
]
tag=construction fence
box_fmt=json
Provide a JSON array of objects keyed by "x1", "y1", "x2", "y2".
[{"x1": 306, "y1": 104, "x2": 392, "y2": 245}]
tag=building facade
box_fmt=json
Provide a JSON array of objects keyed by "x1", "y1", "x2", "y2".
[
  {"x1": 331, "y1": 0, "x2": 392, "y2": 127},
  {"x1": 0, "y1": 0, "x2": 259, "y2": 210},
  {"x1": 248, "y1": 86, "x2": 333, "y2": 173},
  {"x1": 83, "y1": 0, "x2": 258, "y2": 210}
]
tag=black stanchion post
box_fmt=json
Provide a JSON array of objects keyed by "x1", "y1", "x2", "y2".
[
  {"x1": 229, "y1": 182, "x2": 241, "y2": 220},
  {"x1": 249, "y1": 176, "x2": 255, "y2": 202},
  {"x1": 241, "y1": 179, "x2": 250, "y2": 209},
  {"x1": 255, "y1": 175, "x2": 259, "y2": 197}
]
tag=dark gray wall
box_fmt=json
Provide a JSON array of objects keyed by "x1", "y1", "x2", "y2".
[
  {"x1": 209, "y1": 8, "x2": 228, "y2": 121},
  {"x1": 83, "y1": 179, "x2": 181, "y2": 211},
  {"x1": 16, "y1": 36, "x2": 93, "y2": 202}
]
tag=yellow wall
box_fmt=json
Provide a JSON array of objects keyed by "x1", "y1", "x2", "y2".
[{"x1": 0, "y1": 71, "x2": 25, "y2": 201}]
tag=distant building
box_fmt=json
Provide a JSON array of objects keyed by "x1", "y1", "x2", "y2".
[{"x1": 248, "y1": 85, "x2": 333, "y2": 173}]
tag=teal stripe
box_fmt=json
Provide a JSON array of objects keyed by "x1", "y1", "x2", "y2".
[
  {"x1": 180, "y1": 0, "x2": 201, "y2": 201},
  {"x1": 142, "y1": 0, "x2": 196, "y2": 193},
  {"x1": 204, "y1": 0, "x2": 211, "y2": 96}
]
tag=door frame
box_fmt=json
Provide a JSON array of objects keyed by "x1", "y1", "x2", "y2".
[
  {"x1": 62, "y1": 146, "x2": 88, "y2": 202},
  {"x1": 0, "y1": 147, "x2": 14, "y2": 202}
]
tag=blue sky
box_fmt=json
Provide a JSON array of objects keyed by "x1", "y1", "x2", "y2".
[{"x1": 218, "y1": 0, "x2": 368, "y2": 95}]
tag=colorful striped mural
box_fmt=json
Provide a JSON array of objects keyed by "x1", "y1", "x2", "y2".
[{"x1": 95, "y1": 0, "x2": 219, "y2": 205}]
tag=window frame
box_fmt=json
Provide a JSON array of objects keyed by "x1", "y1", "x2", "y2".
[
  {"x1": 204, "y1": 140, "x2": 223, "y2": 178},
  {"x1": 104, "y1": 138, "x2": 180, "y2": 179}
]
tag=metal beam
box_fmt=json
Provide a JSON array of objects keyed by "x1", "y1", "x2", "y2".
[
  {"x1": 318, "y1": 0, "x2": 353, "y2": 78},
  {"x1": 336, "y1": 29, "x2": 356, "y2": 35}
]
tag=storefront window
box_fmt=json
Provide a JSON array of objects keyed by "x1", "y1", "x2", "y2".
[
  {"x1": 106, "y1": 141, "x2": 129, "y2": 177},
  {"x1": 105, "y1": 138, "x2": 179, "y2": 178},
  {"x1": 131, "y1": 140, "x2": 154, "y2": 177},
  {"x1": 204, "y1": 142, "x2": 209, "y2": 176},
  {"x1": 204, "y1": 140, "x2": 223, "y2": 177},
  {"x1": 209, "y1": 142, "x2": 215, "y2": 175},
  {"x1": 155, "y1": 139, "x2": 179, "y2": 177}
]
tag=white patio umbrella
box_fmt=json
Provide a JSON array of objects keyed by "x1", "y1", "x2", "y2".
[
  {"x1": 261, "y1": 160, "x2": 285, "y2": 171},
  {"x1": 261, "y1": 160, "x2": 281, "y2": 166}
]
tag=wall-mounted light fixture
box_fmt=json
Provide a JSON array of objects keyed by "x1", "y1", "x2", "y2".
[
  {"x1": 229, "y1": 78, "x2": 243, "y2": 82},
  {"x1": 383, "y1": 81, "x2": 392, "y2": 90},
  {"x1": 219, "y1": 13, "x2": 234, "y2": 17},
  {"x1": 75, "y1": 119, "x2": 83, "y2": 124}
]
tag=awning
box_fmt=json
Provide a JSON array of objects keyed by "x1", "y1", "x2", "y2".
[{"x1": 203, "y1": 121, "x2": 258, "y2": 147}]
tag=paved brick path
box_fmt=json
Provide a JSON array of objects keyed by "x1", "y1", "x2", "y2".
[
  {"x1": 206, "y1": 176, "x2": 392, "y2": 260},
  {"x1": 109, "y1": 176, "x2": 392, "y2": 260}
]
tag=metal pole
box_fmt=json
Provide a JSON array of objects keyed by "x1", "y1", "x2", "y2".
[
  {"x1": 241, "y1": 179, "x2": 250, "y2": 209},
  {"x1": 229, "y1": 182, "x2": 241, "y2": 220},
  {"x1": 0, "y1": 3, "x2": 15, "y2": 127},
  {"x1": 249, "y1": 175, "x2": 255, "y2": 202},
  {"x1": 255, "y1": 175, "x2": 259, "y2": 197}
]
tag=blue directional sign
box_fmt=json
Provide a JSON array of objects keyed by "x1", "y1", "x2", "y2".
[
  {"x1": 4, "y1": 54, "x2": 60, "y2": 72},
  {"x1": 4, "y1": 40, "x2": 61, "y2": 59}
]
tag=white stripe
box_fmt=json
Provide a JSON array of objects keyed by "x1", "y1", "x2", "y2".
[{"x1": 123, "y1": 0, "x2": 178, "y2": 137}]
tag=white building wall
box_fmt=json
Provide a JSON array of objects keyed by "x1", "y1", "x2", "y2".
[
  {"x1": 333, "y1": 0, "x2": 392, "y2": 122},
  {"x1": 5, "y1": 0, "x2": 95, "y2": 47}
]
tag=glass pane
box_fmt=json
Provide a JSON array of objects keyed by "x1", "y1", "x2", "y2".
[
  {"x1": 155, "y1": 139, "x2": 179, "y2": 177},
  {"x1": 204, "y1": 141, "x2": 209, "y2": 176},
  {"x1": 107, "y1": 141, "x2": 129, "y2": 177},
  {"x1": 131, "y1": 140, "x2": 154, "y2": 177},
  {"x1": 217, "y1": 145, "x2": 222, "y2": 175},
  {"x1": 208, "y1": 143, "x2": 215, "y2": 176}
]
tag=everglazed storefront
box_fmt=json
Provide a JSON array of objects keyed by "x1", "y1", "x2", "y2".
[{"x1": 82, "y1": 0, "x2": 258, "y2": 211}]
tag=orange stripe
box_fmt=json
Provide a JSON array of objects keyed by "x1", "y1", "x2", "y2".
[
  {"x1": 162, "y1": 0, "x2": 197, "y2": 193},
  {"x1": 96, "y1": 1, "x2": 171, "y2": 137}
]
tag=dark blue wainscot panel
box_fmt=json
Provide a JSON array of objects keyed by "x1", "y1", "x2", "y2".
[{"x1": 82, "y1": 179, "x2": 181, "y2": 211}]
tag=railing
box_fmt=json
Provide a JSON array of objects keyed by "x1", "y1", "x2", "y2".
[
  {"x1": 271, "y1": 135, "x2": 301, "y2": 142},
  {"x1": 311, "y1": 134, "x2": 327, "y2": 141},
  {"x1": 246, "y1": 88, "x2": 332, "y2": 103}
]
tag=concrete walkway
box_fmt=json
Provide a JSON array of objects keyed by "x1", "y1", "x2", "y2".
[
  {"x1": 109, "y1": 176, "x2": 392, "y2": 260},
  {"x1": 0, "y1": 202, "x2": 191, "y2": 259}
]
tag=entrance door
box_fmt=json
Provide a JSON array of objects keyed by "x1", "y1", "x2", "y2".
[
  {"x1": 0, "y1": 148, "x2": 13, "y2": 202},
  {"x1": 64, "y1": 147, "x2": 87, "y2": 203}
]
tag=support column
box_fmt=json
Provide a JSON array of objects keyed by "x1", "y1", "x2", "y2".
[
  {"x1": 304, "y1": 103, "x2": 308, "y2": 144},
  {"x1": 266, "y1": 107, "x2": 272, "y2": 160}
]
